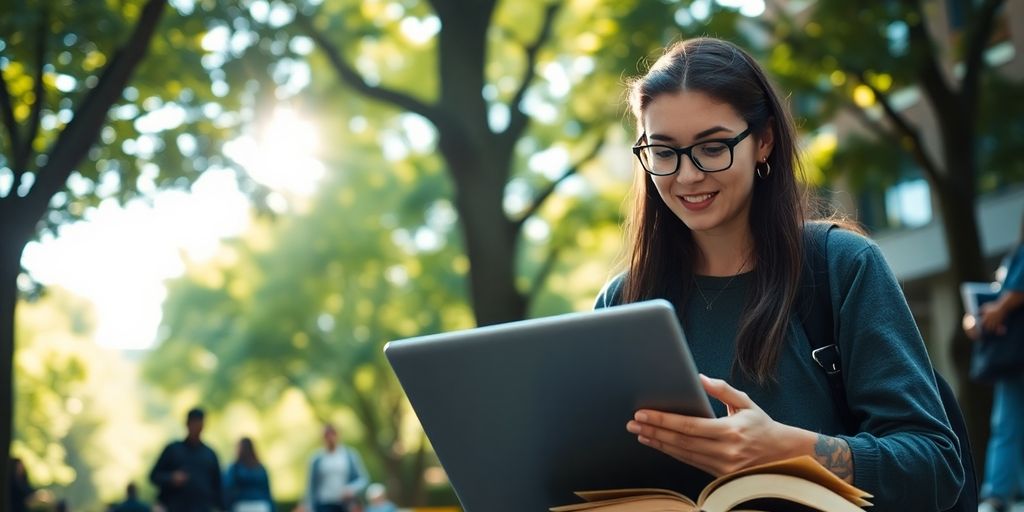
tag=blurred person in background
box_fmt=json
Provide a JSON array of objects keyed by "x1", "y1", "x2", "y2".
[
  {"x1": 967, "y1": 215, "x2": 1024, "y2": 512},
  {"x1": 149, "y1": 407, "x2": 223, "y2": 511},
  {"x1": 8, "y1": 458, "x2": 35, "y2": 512},
  {"x1": 111, "y1": 483, "x2": 151, "y2": 512},
  {"x1": 363, "y1": 483, "x2": 396, "y2": 512},
  {"x1": 302, "y1": 424, "x2": 368, "y2": 512},
  {"x1": 224, "y1": 437, "x2": 274, "y2": 512}
]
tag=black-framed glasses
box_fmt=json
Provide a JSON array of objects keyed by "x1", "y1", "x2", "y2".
[{"x1": 632, "y1": 127, "x2": 752, "y2": 175}]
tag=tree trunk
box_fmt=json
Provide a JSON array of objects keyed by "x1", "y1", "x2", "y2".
[
  {"x1": 0, "y1": 4, "x2": 166, "y2": 508},
  {"x1": 441, "y1": 137, "x2": 526, "y2": 326},
  {"x1": 0, "y1": 205, "x2": 32, "y2": 512},
  {"x1": 430, "y1": 0, "x2": 525, "y2": 326},
  {"x1": 932, "y1": 153, "x2": 992, "y2": 477},
  {"x1": 458, "y1": 193, "x2": 525, "y2": 326}
]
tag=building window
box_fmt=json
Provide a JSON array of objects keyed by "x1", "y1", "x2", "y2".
[{"x1": 884, "y1": 178, "x2": 933, "y2": 229}]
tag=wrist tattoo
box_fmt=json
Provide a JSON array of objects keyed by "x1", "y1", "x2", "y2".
[{"x1": 814, "y1": 434, "x2": 854, "y2": 483}]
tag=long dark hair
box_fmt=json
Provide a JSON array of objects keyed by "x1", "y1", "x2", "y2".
[
  {"x1": 623, "y1": 37, "x2": 805, "y2": 384},
  {"x1": 237, "y1": 437, "x2": 261, "y2": 468}
]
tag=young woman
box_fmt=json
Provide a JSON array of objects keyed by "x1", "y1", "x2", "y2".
[
  {"x1": 595, "y1": 37, "x2": 964, "y2": 510},
  {"x1": 223, "y1": 437, "x2": 274, "y2": 512}
]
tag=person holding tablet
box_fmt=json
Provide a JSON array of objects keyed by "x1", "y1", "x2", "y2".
[
  {"x1": 595, "y1": 37, "x2": 963, "y2": 510},
  {"x1": 965, "y1": 216, "x2": 1024, "y2": 512}
]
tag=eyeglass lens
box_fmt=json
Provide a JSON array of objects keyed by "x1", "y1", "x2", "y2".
[{"x1": 638, "y1": 141, "x2": 733, "y2": 174}]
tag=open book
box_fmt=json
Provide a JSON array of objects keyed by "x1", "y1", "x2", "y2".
[{"x1": 549, "y1": 456, "x2": 872, "y2": 512}]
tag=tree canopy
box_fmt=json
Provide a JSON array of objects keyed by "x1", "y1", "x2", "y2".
[{"x1": 1, "y1": 0, "x2": 280, "y2": 500}]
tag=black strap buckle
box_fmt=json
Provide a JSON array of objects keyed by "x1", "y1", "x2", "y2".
[{"x1": 811, "y1": 344, "x2": 842, "y2": 375}]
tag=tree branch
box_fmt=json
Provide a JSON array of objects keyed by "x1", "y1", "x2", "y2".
[
  {"x1": 282, "y1": 371, "x2": 332, "y2": 425},
  {"x1": 513, "y1": 135, "x2": 604, "y2": 230},
  {"x1": 23, "y1": 0, "x2": 168, "y2": 222},
  {"x1": 961, "y1": 0, "x2": 1005, "y2": 108},
  {"x1": 295, "y1": 12, "x2": 442, "y2": 127},
  {"x1": 349, "y1": 384, "x2": 384, "y2": 451},
  {"x1": 503, "y1": 2, "x2": 561, "y2": 142},
  {"x1": 854, "y1": 72, "x2": 943, "y2": 183},
  {"x1": 19, "y1": 9, "x2": 49, "y2": 174},
  {"x1": 903, "y1": 0, "x2": 959, "y2": 117},
  {"x1": 0, "y1": 71, "x2": 22, "y2": 184},
  {"x1": 839, "y1": 102, "x2": 897, "y2": 140}
]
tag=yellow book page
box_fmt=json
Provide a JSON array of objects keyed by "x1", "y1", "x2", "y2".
[
  {"x1": 574, "y1": 488, "x2": 693, "y2": 503},
  {"x1": 550, "y1": 488, "x2": 696, "y2": 511},
  {"x1": 697, "y1": 456, "x2": 872, "y2": 507},
  {"x1": 549, "y1": 495, "x2": 698, "y2": 512},
  {"x1": 699, "y1": 474, "x2": 868, "y2": 512}
]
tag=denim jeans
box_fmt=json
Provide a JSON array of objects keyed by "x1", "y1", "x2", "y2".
[{"x1": 982, "y1": 371, "x2": 1024, "y2": 502}]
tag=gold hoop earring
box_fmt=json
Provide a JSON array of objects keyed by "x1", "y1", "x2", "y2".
[{"x1": 756, "y1": 161, "x2": 771, "y2": 179}]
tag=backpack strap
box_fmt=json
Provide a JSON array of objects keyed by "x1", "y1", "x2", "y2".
[
  {"x1": 800, "y1": 222, "x2": 857, "y2": 429},
  {"x1": 800, "y1": 222, "x2": 978, "y2": 510}
]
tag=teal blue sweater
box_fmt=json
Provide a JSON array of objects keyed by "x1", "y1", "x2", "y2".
[{"x1": 595, "y1": 228, "x2": 964, "y2": 510}]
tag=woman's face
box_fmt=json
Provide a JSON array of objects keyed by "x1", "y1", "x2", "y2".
[{"x1": 641, "y1": 90, "x2": 771, "y2": 238}]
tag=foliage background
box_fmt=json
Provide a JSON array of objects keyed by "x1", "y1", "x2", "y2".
[{"x1": 3, "y1": 0, "x2": 1021, "y2": 509}]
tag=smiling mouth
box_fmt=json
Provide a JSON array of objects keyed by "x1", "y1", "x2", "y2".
[{"x1": 681, "y1": 192, "x2": 717, "y2": 203}]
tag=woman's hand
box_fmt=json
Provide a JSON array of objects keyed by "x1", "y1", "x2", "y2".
[{"x1": 626, "y1": 374, "x2": 808, "y2": 476}]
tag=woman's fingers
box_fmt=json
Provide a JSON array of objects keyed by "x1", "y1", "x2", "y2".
[
  {"x1": 628, "y1": 409, "x2": 719, "y2": 440},
  {"x1": 627, "y1": 377, "x2": 786, "y2": 475},
  {"x1": 700, "y1": 374, "x2": 756, "y2": 414},
  {"x1": 628, "y1": 420, "x2": 719, "y2": 451},
  {"x1": 635, "y1": 436, "x2": 729, "y2": 475},
  {"x1": 632, "y1": 427, "x2": 750, "y2": 476}
]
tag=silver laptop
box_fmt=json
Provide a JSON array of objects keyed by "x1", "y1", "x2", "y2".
[{"x1": 384, "y1": 299, "x2": 714, "y2": 512}]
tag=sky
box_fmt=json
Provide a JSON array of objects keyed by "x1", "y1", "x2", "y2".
[
  {"x1": 21, "y1": 108, "x2": 323, "y2": 350},
  {"x1": 21, "y1": 170, "x2": 250, "y2": 350}
]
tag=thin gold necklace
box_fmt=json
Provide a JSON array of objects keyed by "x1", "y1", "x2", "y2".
[{"x1": 692, "y1": 255, "x2": 750, "y2": 311}]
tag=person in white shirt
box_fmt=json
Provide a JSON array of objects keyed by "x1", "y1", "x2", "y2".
[{"x1": 303, "y1": 424, "x2": 369, "y2": 512}]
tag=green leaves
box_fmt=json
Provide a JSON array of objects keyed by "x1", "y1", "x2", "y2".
[
  {"x1": 0, "y1": 0, "x2": 265, "y2": 226},
  {"x1": 14, "y1": 288, "x2": 159, "y2": 508}
]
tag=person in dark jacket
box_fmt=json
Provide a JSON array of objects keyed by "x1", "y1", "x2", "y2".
[
  {"x1": 149, "y1": 407, "x2": 223, "y2": 511},
  {"x1": 8, "y1": 458, "x2": 35, "y2": 512},
  {"x1": 223, "y1": 437, "x2": 274, "y2": 512}
]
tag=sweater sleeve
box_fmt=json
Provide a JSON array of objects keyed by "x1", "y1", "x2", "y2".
[
  {"x1": 593, "y1": 272, "x2": 626, "y2": 309},
  {"x1": 304, "y1": 454, "x2": 318, "y2": 511},
  {"x1": 827, "y1": 230, "x2": 964, "y2": 510},
  {"x1": 1002, "y1": 245, "x2": 1024, "y2": 292}
]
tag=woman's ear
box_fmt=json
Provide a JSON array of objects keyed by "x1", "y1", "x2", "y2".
[{"x1": 758, "y1": 120, "x2": 776, "y2": 161}]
